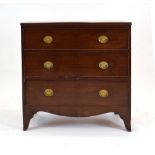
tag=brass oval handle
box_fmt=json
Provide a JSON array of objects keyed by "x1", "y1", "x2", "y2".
[
  {"x1": 43, "y1": 61, "x2": 53, "y2": 70},
  {"x1": 43, "y1": 35, "x2": 53, "y2": 44},
  {"x1": 44, "y1": 89, "x2": 54, "y2": 97},
  {"x1": 98, "y1": 89, "x2": 109, "y2": 98},
  {"x1": 99, "y1": 61, "x2": 109, "y2": 70},
  {"x1": 98, "y1": 35, "x2": 109, "y2": 44}
]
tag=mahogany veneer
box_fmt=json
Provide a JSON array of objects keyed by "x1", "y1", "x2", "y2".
[{"x1": 21, "y1": 22, "x2": 131, "y2": 131}]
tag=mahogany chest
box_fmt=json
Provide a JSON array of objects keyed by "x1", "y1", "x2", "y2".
[{"x1": 21, "y1": 22, "x2": 131, "y2": 131}]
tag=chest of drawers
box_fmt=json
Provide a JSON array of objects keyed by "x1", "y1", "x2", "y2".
[{"x1": 21, "y1": 22, "x2": 131, "y2": 131}]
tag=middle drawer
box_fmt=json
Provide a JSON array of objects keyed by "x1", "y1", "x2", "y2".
[{"x1": 24, "y1": 51, "x2": 128, "y2": 79}]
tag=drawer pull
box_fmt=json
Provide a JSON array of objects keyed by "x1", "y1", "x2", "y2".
[
  {"x1": 43, "y1": 61, "x2": 53, "y2": 70},
  {"x1": 98, "y1": 35, "x2": 109, "y2": 44},
  {"x1": 44, "y1": 89, "x2": 54, "y2": 97},
  {"x1": 99, "y1": 89, "x2": 109, "y2": 98},
  {"x1": 99, "y1": 61, "x2": 109, "y2": 70},
  {"x1": 43, "y1": 35, "x2": 53, "y2": 44}
]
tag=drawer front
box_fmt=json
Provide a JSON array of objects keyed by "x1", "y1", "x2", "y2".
[
  {"x1": 23, "y1": 28, "x2": 129, "y2": 50},
  {"x1": 24, "y1": 51, "x2": 128, "y2": 78},
  {"x1": 25, "y1": 80, "x2": 128, "y2": 106}
]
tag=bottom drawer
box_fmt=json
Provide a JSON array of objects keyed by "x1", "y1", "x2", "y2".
[
  {"x1": 26, "y1": 80, "x2": 128, "y2": 106},
  {"x1": 25, "y1": 80, "x2": 129, "y2": 106}
]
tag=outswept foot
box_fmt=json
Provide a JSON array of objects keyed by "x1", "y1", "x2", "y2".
[
  {"x1": 118, "y1": 110, "x2": 131, "y2": 132},
  {"x1": 124, "y1": 120, "x2": 131, "y2": 131},
  {"x1": 23, "y1": 110, "x2": 36, "y2": 131}
]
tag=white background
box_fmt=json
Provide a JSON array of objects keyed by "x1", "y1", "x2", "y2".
[{"x1": 0, "y1": 1, "x2": 155, "y2": 155}]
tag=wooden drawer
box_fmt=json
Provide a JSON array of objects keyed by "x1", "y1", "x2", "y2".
[
  {"x1": 25, "y1": 80, "x2": 128, "y2": 106},
  {"x1": 23, "y1": 28, "x2": 129, "y2": 50},
  {"x1": 24, "y1": 51, "x2": 128, "y2": 78}
]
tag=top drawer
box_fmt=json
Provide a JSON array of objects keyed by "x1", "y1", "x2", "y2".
[{"x1": 22, "y1": 28, "x2": 129, "y2": 50}]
